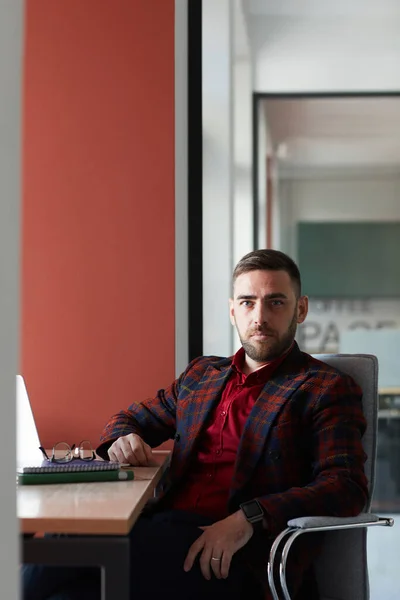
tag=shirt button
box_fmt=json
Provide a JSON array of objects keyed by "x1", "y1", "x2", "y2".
[
  {"x1": 216, "y1": 449, "x2": 221, "y2": 455},
  {"x1": 221, "y1": 411, "x2": 227, "y2": 417},
  {"x1": 207, "y1": 473, "x2": 212, "y2": 478}
]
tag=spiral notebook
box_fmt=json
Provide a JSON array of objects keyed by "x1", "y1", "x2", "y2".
[
  {"x1": 18, "y1": 459, "x2": 120, "y2": 475},
  {"x1": 16, "y1": 375, "x2": 120, "y2": 475}
]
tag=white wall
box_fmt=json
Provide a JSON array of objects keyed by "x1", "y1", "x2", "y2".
[
  {"x1": 175, "y1": 0, "x2": 188, "y2": 375},
  {"x1": 292, "y1": 177, "x2": 400, "y2": 222},
  {"x1": 251, "y1": 15, "x2": 400, "y2": 92},
  {"x1": 0, "y1": 0, "x2": 23, "y2": 597},
  {"x1": 279, "y1": 175, "x2": 400, "y2": 260}
]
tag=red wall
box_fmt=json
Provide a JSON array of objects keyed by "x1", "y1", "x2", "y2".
[{"x1": 21, "y1": 0, "x2": 176, "y2": 448}]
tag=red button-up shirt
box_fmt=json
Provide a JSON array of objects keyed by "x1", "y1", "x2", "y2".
[{"x1": 167, "y1": 346, "x2": 290, "y2": 520}]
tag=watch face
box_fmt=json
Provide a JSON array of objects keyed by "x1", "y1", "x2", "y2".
[{"x1": 243, "y1": 501, "x2": 263, "y2": 519}]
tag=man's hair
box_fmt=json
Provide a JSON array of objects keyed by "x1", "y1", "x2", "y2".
[{"x1": 232, "y1": 249, "x2": 302, "y2": 297}]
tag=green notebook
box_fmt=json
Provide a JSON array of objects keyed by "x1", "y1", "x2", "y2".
[{"x1": 17, "y1": 469, "x2": 134, "y2": 485}]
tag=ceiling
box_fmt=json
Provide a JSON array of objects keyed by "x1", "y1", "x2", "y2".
[
  {"x1": 243, "y1": 0, "x2": 400, "y2": 17},
  {"x1": 263, "y1": 97, "x2": 400, "y2": 174}
]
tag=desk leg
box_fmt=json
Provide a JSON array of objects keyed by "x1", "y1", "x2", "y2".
[
  {"x1": 22, "y1": 535, "x2": 130, "y2": 600},
  {"x1": 100, "y1": 537, "x2": 130, "y2": 600}
]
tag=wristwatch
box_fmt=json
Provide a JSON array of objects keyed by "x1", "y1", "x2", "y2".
[{"x1": 239, "y1": 499, "x2": 265, "y2": 531}]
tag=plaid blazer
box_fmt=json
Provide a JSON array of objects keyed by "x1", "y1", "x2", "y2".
[
  {"x1": 98, "y1": 344, "x2": 368, "y2": 535},
  {"x1": 98, "y1": 343, "x2": 368, "y2": 594}
]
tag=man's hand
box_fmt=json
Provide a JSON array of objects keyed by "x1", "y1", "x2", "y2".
[
  {"x1": 107, "y1": 433, "x2": 153, "y2": 466},
  {"x1": 183, "y1": 510, "x2": 253, "y2": 580}
]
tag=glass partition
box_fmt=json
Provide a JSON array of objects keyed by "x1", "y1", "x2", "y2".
[{"x1": 256, "y1": 94, "x2": 400, "y2": 598}]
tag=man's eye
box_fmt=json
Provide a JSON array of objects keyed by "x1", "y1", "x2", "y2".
[
  {"x1": 271, "y1": 300, "x2": 283, "y2": 306},
  {"x1": 241, "y1": 301, "x2": 253, "y2": 307}
]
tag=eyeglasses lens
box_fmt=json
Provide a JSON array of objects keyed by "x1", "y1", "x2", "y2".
[
  {"x1": 79, "y1": 440, "x2": 94, "y2": 460},
  {"x1": 53, "y1": 442, "x2": 72, "y2": 462}
]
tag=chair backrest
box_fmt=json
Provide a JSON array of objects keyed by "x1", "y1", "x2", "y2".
[{"x1": 311, "y1": 353, "x2": 378, "y2": 600}]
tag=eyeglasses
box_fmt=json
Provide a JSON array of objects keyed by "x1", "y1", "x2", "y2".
[{"x1": 39, "y1": 440, "x2": 96, "y2": 463}]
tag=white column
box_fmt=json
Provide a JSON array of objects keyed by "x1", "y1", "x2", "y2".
[
  {"x1": 233, "y1": 61, "x2": 252, "y2": 264},
  {"x1": 202, "y1": 0, "x2": 234, "y2": 356},
  {"x1": 232, "y1": 0, "x2": 253, "y2": 353},
  {"x1": 257, "y1": 104, "x2": 267, "y2": 249},
  {"x1": 0, "y1": 0, "x2": 23, "y2": 597}
]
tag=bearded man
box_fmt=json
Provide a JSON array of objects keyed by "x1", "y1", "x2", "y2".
[{"x1": 23, "y1": 249, "x2": 367, "y2": 600}]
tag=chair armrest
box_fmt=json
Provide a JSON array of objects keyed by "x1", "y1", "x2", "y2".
[
  {"x1": 268, "y1": 514, "x2": 394, "y2": 600},
  {"x1": 287, "y1": 513, "x2": 381, "y2": 529}
]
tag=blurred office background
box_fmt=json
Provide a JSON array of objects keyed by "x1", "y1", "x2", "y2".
[
  {"x1": 202, "y1": 1, "x2": 400, "y2": 597},
  {"x1": 2, "y1": 0, "x2": 400, "y2": 597}
]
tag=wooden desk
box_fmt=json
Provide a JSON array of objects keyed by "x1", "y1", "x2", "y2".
[{"x1": 20, "y1": 451, "x2": 170, "y2": 600}]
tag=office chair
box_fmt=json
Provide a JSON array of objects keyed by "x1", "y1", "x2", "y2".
[{"x1": 267, "y1": 354, "x2": 394, "y2": 600}]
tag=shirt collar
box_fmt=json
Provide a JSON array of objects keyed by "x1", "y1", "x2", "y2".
[{"x1": 231, "y1": 343, "x2": 294, "y2": 385}]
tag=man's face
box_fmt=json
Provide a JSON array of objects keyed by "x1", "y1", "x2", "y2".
[{"x1": 229, "y1": 269, "x2": 308, "y2": 367}]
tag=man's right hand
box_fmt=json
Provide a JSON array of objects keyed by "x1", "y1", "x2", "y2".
[{"x1": 107, "y1": 433, "x2": 154, "y2": 466}]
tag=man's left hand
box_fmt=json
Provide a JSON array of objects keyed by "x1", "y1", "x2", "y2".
[{"x1": 183, "y1": 510, "x2": 253, "y2": 580}]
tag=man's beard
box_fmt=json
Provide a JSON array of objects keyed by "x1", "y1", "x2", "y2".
[{"x1": 239, "y1": 311, "x2": 298, "y2": 363}]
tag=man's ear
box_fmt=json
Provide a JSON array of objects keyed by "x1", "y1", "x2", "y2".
[
  {"x1": 297, "y1": 296, "x2": 308, "y2": 324},
  {"x1": 229, "y1": 298, "x2": 235, "y2": 326}
]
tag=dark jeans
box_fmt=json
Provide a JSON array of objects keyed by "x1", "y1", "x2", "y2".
[{"x1": 22, "y1": 510, "x2": 260, "y2": 600}]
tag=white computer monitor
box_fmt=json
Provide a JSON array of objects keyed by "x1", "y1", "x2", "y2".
[{"x1": 16, "y1": 375, "x2": 43, "y2": 469}]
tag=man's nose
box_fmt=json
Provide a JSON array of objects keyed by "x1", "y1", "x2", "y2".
[{"x1": 253, "y1": 304, "x2": 267, "y2": 326}]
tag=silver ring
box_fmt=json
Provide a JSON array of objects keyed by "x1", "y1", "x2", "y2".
[{"x1": 211, "y1": 557, "x2": 221, "y2": 561}]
